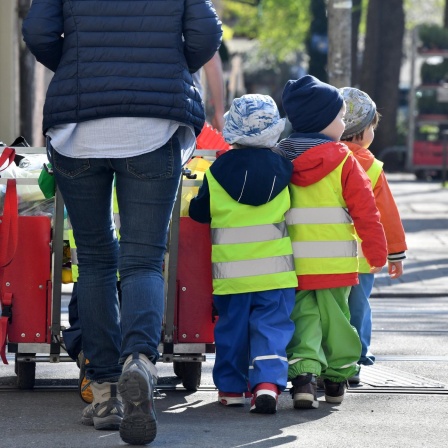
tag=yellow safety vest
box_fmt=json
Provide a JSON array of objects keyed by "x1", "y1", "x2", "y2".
[
  {"x1": 357, "y1": 158, "x2": 384, "y2": 273},
  {"x1": 207, "y1": 170, "x2": 297, "y2": 295},
  {"x1": 286, "y1": 154, "x2": 358, "y2": 276}
]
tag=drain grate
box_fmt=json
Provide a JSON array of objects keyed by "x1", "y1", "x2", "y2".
[{"x1": 352, "y1": 364, "x2": 447, "y2": 393}]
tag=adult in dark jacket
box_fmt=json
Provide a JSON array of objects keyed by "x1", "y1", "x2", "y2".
[{"x1": 22, "y1": 0, "x2": 222, "y2": 445}]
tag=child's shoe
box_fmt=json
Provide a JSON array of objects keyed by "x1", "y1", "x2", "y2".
[
  {"x1": 348, "y1": 366, "x2": 361, "y2": 384},
  {"x1": 250, "y1": 383, "x2": 279, "y2": 414},
  {"x1": 77, "y1": 351, "x2": 93, "y2": 403},
  {"x1": 316, "y1": 376, "x2": 325, "y2": 389},
  {"x1": 290, "y1": 373, "x2": 319, "y2": 409},
  {"x1": 324, "y1": 379, "x2": 348, "y2": 404},
  {"x1": 81, "y1": 381, "x2": 123, "y2": 430},
  {"x1": 218, "y1": 391, "x2": 245, "y2": 406}
]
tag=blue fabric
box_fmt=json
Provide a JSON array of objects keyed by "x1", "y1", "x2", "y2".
[
  {"x1": 188, "y1": 148, "x2": 293, "y2": 223},
  {"x1": 48, "y1": 135, "x2": 182, "y2": 381},
  {"x1": 212, "y1": 288, "x2": 295, "y2": 393},
  {"x1": 282, "y1": 75, "x2": 344, "y2": 133},
  {"x1": 22, "y1": 0, "x2": 222, "y2": 136},
  {"x1": 62, "y1": 282, "x2": 82, "y2": 361},
  {"x1": 348, "y1": 273, "x2": 376, "y2": 365}
]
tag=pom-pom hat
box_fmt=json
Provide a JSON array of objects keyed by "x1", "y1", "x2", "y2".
[{"x1": 282, "y1": 75, "x2": 344, "y2": 133}]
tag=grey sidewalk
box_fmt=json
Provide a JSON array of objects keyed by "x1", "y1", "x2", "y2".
[{"x1": 371, "y1": 173, "x2": 448, "y2": 297}]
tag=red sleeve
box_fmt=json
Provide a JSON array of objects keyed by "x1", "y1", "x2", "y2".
[{"x1": 341, "y1": 154, "x2": 387, "y2": 268}]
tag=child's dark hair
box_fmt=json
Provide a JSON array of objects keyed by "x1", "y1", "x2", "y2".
[{"x1": 342, "y1": 111, "x2": 381, "y2": 142}]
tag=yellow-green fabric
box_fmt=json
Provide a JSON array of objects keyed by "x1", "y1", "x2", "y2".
[
  {"x1": 287, "y1": 286, "x2": 361, "y2": 382},
  {"x1": 287, "y1": 154, "x2": 358, "y2": 276},
  {"x1": 67, "y1": 218, "x2": 79, "y2": 282},
  {"x1": 207, "y1": 170, "x2": 297, "y2": 295},
  {"x1": 357, "y1": 158, "x2": 384, "y2": 273}
]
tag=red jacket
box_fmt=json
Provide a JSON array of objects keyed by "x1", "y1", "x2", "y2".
[
  {"x1": 290, "y1": 141, "x2": 387, "y2": 290},
  {"x1": 344, "y1": 141, "x2": 408, "y2": 256}
]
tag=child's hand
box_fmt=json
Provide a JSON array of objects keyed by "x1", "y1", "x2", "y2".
[
  {"x1": 370, "y1": 266, "x2": 382, "y2": 274},
  {"x1": 388, "y1": 260, "x2": 403, "y2": 279}
]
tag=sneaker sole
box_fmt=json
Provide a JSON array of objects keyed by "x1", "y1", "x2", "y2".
[
  {"x1": 218, "y1": 397, "x2": 245, "y2": 406},
  {"x1": 118, "y1": 370, "x2": 157, "y2": 445},
  {"x1": 250, "y1": 395, "x2": 277, "y2": 414},
  {"x1": 293, "y1": 393, "x2": 319, "y2": 409},
  {"x1": 325, "y1": 394, "x2": 345, "y2": 404}
]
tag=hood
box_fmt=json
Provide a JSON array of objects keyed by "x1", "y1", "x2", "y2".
[
  {"x1": 288, "y1": 140, "x2": 351, "y2": 187},
  {"x1": 209, "y1": 148, "x2": 293, "y2": 206},
  {"x1": 343, "y1": 141, "x2": 375, "y2": 172}
]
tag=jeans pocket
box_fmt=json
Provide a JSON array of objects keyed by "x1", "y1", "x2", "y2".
[
  {"x1": 52, "y1": 150, "x2": 91, "y2": 178},
  {"x1": 126, "y1": 134, "x2": 180, "y2": 180}
]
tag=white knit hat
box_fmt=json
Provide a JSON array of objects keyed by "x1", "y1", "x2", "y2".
[
  {"x1": 223, "y1": 94, "x2": 286, "y2": 148},
  {"x1": 340, "y1": 87, "x2": 377, "y2": 139}
]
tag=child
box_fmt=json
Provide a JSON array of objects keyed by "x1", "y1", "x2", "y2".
[
  {"x1": 189, "y1": 94, "x2": 298, "y2": 414},
  {"x1": 340, "y1": 87, "x2": 407, "y2": 380},
  {"x1": 276, "y1": 75, "x2": 387, "y2": 408}
]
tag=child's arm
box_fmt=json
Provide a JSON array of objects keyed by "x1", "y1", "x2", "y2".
[
  {"x1": 373, "y1": 172, "x2": 407, "y2": 278},
  {"x1": 188, "y1": 175, "x2": 212, "y2": 223},
  {"x1": 373, "y1": 171, "x2": 407, "y2": 252},
  {"x1": 341, "y1": 155, "x2": 387, "y2": 269}
]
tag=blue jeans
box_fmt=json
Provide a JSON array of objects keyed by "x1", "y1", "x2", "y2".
[
  {"x1": 49, "y1": 135, "x2": 181, "y2": 381},
  {"x1": 348, "y1": 273, "x2": 375, "y2": 365}
]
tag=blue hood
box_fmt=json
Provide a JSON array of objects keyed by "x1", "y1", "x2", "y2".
[{"x1": 209, "y1": 148, "x2": 292, "y2": 206}]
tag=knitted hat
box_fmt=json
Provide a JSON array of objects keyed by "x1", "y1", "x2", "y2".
[
  {"x1": 282, "y1": 75, "x2": 344, "y2": 133},
  {"x1": 340, "y1": 87, "x2": 376, "y2": 139},
  {"x1": 223, "y1": 94, "x2": 286, "y2": 148}
]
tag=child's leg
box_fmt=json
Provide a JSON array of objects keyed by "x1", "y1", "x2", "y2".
[
  {"x1": 287, "y1": 289, "x2": 327, "y2": 379},
  {"x1": 348, "y1": 273, "x2": 375, "y2": 365},
  {"x1": 212, "y1": 293, "x2": 251, "y2": 393},
  {"x1": 248, "y1": 288, "x2": 295, "y2": 392},
  {"x1": 317, "y1": 287, "x2": 361, "y2": 382}
]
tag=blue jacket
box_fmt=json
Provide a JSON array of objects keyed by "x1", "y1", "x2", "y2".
[
  {"x1": 189, "y1": 148, "x2": 293, "y2": 223},
  {"x1": 22, "y1": 0, "x2": 222, "y2": 136}
]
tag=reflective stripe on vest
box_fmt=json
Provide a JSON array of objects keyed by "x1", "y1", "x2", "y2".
[
  {"x1": 286, "y1": 153, "x2": 358, "y2": 276},
  {"x1": 207, "y1": 169, "x2": 297, "y2": 295},
  {"x1": 357, "y1": 158, "x2": 384, "y2": 273},
  {"x1": 213, "y1": 255, "x2": 295, "y2": 279},
  {"x1": 286, "y1": 207, "x2": 352, "y2": 225},
  {"x1": 292, "y1": 240, "x2": 357, "y2": 258},
  {"x1": 211, "y1": 221, "x2": 288, "y2": 245}
]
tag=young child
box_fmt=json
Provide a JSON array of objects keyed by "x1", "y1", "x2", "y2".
[
  {"x1": 189, "y1": 94, "x2": 298, "y2": 414},
  {"x1": 276, "y1": 75, "x2": 387, "y2": 408},
  {"x1": 340, "y1": 87, "x2": 407, "y2": 380}
]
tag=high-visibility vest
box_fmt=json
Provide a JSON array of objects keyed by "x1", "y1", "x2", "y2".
[
  {"x1": 207, "y1": 170, "x2": 297, "y2": 295},
  {"x1": 67, "y1": 187, "x2": 120, "y2": 283},
  {"x1": 286, "y1": 154, "x2": 358, "y2": 276},
  {"x1": 357, "y1": 158, "x2": 384, "y2": 273}
]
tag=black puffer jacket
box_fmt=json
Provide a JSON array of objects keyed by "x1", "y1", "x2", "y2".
[{"x1": 22, "y1": 0, "x2": 222, "y2": 136}]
